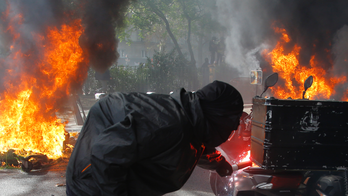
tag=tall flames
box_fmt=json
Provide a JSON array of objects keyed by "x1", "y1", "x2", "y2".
[
  {"x1": 263, "y1": 26, "x2": 347, "y2": 100},
  {"x1": 0, "y1": 10, "x2": 89, "y2": 159}
]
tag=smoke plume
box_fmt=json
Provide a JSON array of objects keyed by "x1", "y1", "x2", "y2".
[
  {"x1": 0, "y1": 0, "x2": 131, "y2": 115},
  {"x1": 79, "y1": 0, "x2": 131, "y2": 73},
  {"x1": 216, "y1": 0, "x2": 348, "y2": 81},
  {"x1": 0, "y1": 0, "x2": 66, "y2": 92},
  {"x1": 0, "y1": 0, "x2": 131, "y2": 93}
]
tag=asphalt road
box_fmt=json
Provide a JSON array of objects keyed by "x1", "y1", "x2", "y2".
[
  {"x1": 0, "y1": 165, "x2": 67, "y2": 196},
  {"x1": 165, "y1": 167, "x2": 215, "y2": 196},
  {"x1": 0, "y1": 164, "x2": 215, "y2": 196}
]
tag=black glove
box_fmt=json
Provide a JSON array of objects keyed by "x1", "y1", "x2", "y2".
[
  {"x1": 197, "y1": 148, "x2": 251, "y2": 177},
  {"x1": 216, "y1": 158, "x2": 233, "y2": 177},
  {"x1": 216, "y1": 160, "x2": 253, "y2": 177}
]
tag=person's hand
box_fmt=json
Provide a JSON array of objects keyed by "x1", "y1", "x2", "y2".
[
  {"x1": 216, "y1": 159, "x2": 232, "y2": 177},
  {"x1": 216, "y1": 160, "x2": 253, "y2": 177}
]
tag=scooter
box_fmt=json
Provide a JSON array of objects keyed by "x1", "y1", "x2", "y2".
[{"x1": 210, "y1": 73, "x2": 348, "y2": 196}]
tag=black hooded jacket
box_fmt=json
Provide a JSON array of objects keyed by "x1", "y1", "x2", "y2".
[{"x1": 66, "y1": 81, "x2": 243, "y2": 196}]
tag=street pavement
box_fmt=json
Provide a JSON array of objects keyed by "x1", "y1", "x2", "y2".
[
  {"x1": 0, "y1": 109, "x2": 215, "y2": 196},
  {"x1": 165, "y1": 167, "x2": 215, "y2": 196},
  {"x1": 0, "y1": 162, "x2": 214, "y2": 196}
]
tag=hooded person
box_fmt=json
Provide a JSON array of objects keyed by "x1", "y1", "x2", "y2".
[{"x1": 66, "y1": 80, "x2": 244, "y2": 196}]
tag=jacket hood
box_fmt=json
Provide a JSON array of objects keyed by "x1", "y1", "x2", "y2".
[
  {"x1": 170, "y1": 88, "x2": 207, "y2": 145},
  {"x1": 196, "y1": 81, "x2": 244, "y2": 147}
]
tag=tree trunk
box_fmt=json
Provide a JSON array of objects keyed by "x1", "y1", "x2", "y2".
[
  {"x1": 148, "y1": 3, "x2": 187, "y2": 64},
  {"x1": 186, "y1": 18, "x2": 196, "y2": 67},
  {"x1": 179, "y1": 0, "x2": 199, "y2": 89},
  {"x1": 148, "y1": 1, "x2": 200, "y2": 90},
  {"x1": 197, "y1": 35, "x2": 203, "y2": 67}
]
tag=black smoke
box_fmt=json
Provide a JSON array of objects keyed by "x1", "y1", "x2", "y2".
[
  {"x1": 0, "y1": 0, "x2": 66, "y2": 93},
  {"x1": 217, "y1": 0, "x2": 348, "y2": 99},
  {"x1": 0, "y1": 0, "x2": 131, "y2": 89},
  {"x1": 79, "y1": 0, "x2": 131, "y2": 73},
  {"x1": 272, "y1": 1, "x2": 348, "y2": 71},
  {"x1": 0, "y1": 0, "x2": 131, "y2": 112}
]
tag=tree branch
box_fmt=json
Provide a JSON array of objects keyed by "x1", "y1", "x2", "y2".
[
  {"x1": 178, "y1": 0, "x2": 196, "y2": 66},
  {"x1": 148, "y1": 1, "x2": 187, "y2": 64}
]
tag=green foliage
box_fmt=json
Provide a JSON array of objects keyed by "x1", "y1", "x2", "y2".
[
  {"x1": 82, "y1": 49, "x2": 199, "y2": 94},
  {"x1": 124, "y1": 0, "x2": 226, "y2": 62},
  {"x1": 145, "y1": 49, "x2": 191, "y2": 93},
  {"x1": 128, "y1": 0, "x2": 220, "y2": 40},
  {"x1": 82, "y1": 68, "x2": 100, "y2": 95},
  {"x1": 112, "y1": 0, "x2": 229, "y2": 91},
  {"x1": 82, "y1": 58, "x2": 238, "y2": 95},
  {"x1": 126, "y1": 1, "x2": 171, "y2": 46},
  {"x1": 115, "y1": 19, "x2": 133, "y2": 44},
  {"x1": 109, "y1": 65, "x2": 149, "y2": 92}
]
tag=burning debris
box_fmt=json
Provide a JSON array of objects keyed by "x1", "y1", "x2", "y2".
[
  {"x1": 0, "y1": 149, "x2": 48, "y2": 172},
  {"x1": 20, "y1": 154, "x2": 49, "y2": 173},
  {"x1": 0, "y1": 149, "x2": 20, "y2": 168},
  {"x1": 0, "y1": 0, "x2": 130, "y2": 161}
]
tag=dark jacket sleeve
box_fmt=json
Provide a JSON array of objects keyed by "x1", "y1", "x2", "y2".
[
  {"x1": 197, "y1": 147, "x2": 232, "y2": 177},
  {"x1": 90, "y1": 114, "x2": 137, "y2": 196}
]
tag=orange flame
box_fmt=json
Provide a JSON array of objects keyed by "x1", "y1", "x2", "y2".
[
  {"x1": 240, "y1": 150, "x2": 250, "y2": 162},
  {"x1": 264, "y1": 26, "x2": 346, "y2": 100},
  {"x1": 0, "y1": 14, "x2": 89, "y2": 159}
]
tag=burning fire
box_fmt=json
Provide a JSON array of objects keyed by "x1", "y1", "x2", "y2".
[
  {"x1": 240, "y1": 150, "x2": 250, "y2": 162},
  {"x1": 0, "y1": 9, "x2": 89, "y2": 159},
  {"x1": 264, "y1": 26, "x2": 347, "y2": 100}
]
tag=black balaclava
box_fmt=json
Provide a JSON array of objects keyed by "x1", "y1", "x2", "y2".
[{"x1": 196, "y1": 80, "x2": 244, "y2": 147}]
